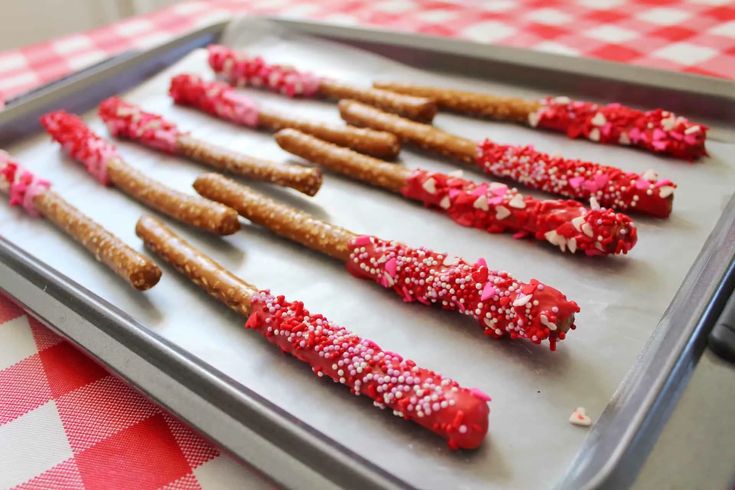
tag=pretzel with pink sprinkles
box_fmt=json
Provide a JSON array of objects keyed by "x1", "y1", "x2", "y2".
[{"x1": 0, "y1": 151, "x2": 50, "y2": 216}]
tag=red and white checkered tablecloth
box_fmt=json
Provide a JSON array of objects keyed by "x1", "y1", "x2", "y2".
[{"x1": 1, "y1": 0, "x2": 734, "y2": 488}]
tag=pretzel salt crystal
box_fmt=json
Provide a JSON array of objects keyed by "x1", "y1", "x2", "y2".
[
  {"x1": 41, "y1": 111, "x2": 240, "y2": 235},
  {"x1": 339, "y1": 100, "x2": 676, "y2": 218},
  {"x1": 136, "y1": 214, "x2": 491, "y2": 450},
  {"x1": 275, "y1": 129, "x2": 637, "y2": 256},
  {"x1": 207, "y1": 45, "x2": 437, "y2": 122},
  {"x1": 193, "y1": 174, "x2": 580, "y2": 350},
  {"x1": 0, "y1": 151, "x2": 161, "y2": 290},
  {"x1": 373, "y1": 82, "x2": 708, "y2": 160},
  {"x1": 169, "y1": 74, "x2": 400, "y2": 159},
  {"x1": 98, "y1": 97, "x2": 322, "y2": 196}
]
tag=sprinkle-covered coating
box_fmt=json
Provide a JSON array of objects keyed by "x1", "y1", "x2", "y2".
[
  {"x1": 340, "y1": 100, "x2": 676, "y2": 217},
  {"x1": 528, "y1": 97, "x2": 707, "y2": 161},
  {"x1": 207, "y1": 44, "x2": 437, "y2": 122},
  {"x1": 193, "y1": 175, "x2": 580, "y2": 348},
  {"x1": 0, "y1": 150, "x2": 161, "y2": 290},
  {"x1": 170, "y1": 73, "x2": 400, "y2": 159},
  {"x1": 137, "y1": 215, "x2": 490, "y2": 449},
  {"x1": 42, "y1": 110, "x2": 240, "y2": 235},
  {"x1": 347, "y1": 235, "x2": 579, "y2": 350},
  {"x1": 99, "y1": 97, "x2": 322, "y2": 196},
  {"x1": 275, "y1": 129, "x2": 637, "y2": 256}
]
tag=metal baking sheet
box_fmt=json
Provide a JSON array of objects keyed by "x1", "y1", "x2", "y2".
[{"x1": 1, "y1": 17, "x2": 734, "y2": 490}]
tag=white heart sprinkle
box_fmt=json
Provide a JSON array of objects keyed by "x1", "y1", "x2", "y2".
[
  {"x1": 439, "y1": 196, "x2": 451, "y2": 209},
  {"x1": 508, "y1": 194, "x2": 526, "y2": 209},
  {"x1": 544, "y1": 230, "x2": 561, "y2": 246},
  {"x1": 473, "y1": 195, "x2": 489, "y2": 211},
  {"x1": 571, "y1": 216, "x2": 585, "y2": 231},
  {"x1": 553, "y1": 96, "x2": 571, "y2": 104},
  {"x1": 642, "y1": 169, "x2": 659, "y2": 181},
  {"x1": 447, "y1": 169, "x2": 464, "y2": 177},
  {"x1": 513, "y1": 294, "x2": 532, "y2": 307},
  {"x1": 540, "y1": 314, "x2": 558, "y2": 331},
  {"x1": 661, "y1": 116, "x2": 676, "y2": 131},
  {"x1": 422, "y1": 178, "x2": 437, "y2": 194},
  {"x1": 619, "y1": 132, "x2": 631, "y2": 145},
  {"x1": 589, "y1": 128, "x2": 601, "y2": 141},
  {"x1": 488, "y1": 182, "x2": 506, "y2": 191},
  {"x1": 443, "y1": 256, "x2": 459, "y2": 266},
  {"x1": 568, "y1": 237, "x2": 577, "y2": 254},
  {"x1": 591, "y1": 112, "x2": 607, "y2": 126},
  {"x1": 569, "y1": 407, "x2": 592, "y2": 427},
  {"x1": 685, "y1": 125, "x2": 700, "y2": 135},
  {"x1": 659, "y1": 186, "x2": 675, "y2": 198},
  {"x1": 528, "y1": 111, "x2": 541, "y2": 127},
  {"x1": 589, "y1": 196, "x2": 601, "y2": 210},
  {"x1": 582, "y1": 223, "x2": 594, "y2": 238},
  {"x1": 495, "y1": 205, "x2": 511, "y2": 220}
]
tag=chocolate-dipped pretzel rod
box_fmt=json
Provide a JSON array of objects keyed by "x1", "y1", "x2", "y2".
[
  {"x1": 98, "y1": 97, "x2": 322, "y2": 196},
  {"x1": 275, "y1": 129, "x2": 637, "y2": 256},
  {"x1": 374, "y1": 82, "x2": 708, "y2": 161},
  {"x1": 0, "y1": 151, "x2": 161, "y2": 290},
  {"x1": 340, "y1": 100, "x2": 677, "y2": 218},
  {"x1": 194, "y1": 173, "x2": 580, "y2": 350},
  {"x1": 136, "y1": 214, "x2": 491, "y2": 449},
  {"x1": 207, "y1": 45, "x2": 437, "y2": 123},
  {"x1": 41, "y1": 111, "x2": 240, "y2": 235},
  {"x1": 169, "y1": 74, "x2": 400, "y2": 160}
]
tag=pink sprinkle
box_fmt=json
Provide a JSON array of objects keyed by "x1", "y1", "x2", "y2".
[
  {"x1": 475, "y1": 257, "x2": 487, "y2": 268},
  {"x1": 385, "y1": 258, "x2": 397, "y2": 277},
  {"x1": 570, "y1": 176, "x2": 585, "y2": 189},
  {"x1": 481, "y1": 283, "x2": 497, "y2": 301},
  {"x1": 353, "y1": 235, "x2": 371, "y2": 246},
  {"x1": 635, "y1": 178, "x2": 651, "y2": 190}
]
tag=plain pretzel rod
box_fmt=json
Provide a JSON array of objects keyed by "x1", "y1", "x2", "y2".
[
  {"x1": 136, "y1": 214, "x2": 491, "y2": 450},
  {"x1": 98, "y1": 97, "x2": 322, "y2": 196},
  {"x1": 339, "y1": 100, "x2": 677, "y2": 218},
  {"x1": 169, "y1": 74, "x2": 400, "y2": 160},
  {"x1": 193, "y1": 173, "x2": 580, "y2": 350},
  {"x1": 274, "y1": 129, "x2": 637, "y2": 256},
  {"x1": 0, "y1": 151, "x2": 161, "y2": 290},
  {"x1": 41, "y1": 111, "x2": 240, "y2": 236},
  {"x1": 207, "y1": 44, "x2": 437, "y2": 123},
  {"x1": 373, "y1": 81, "x2": 708, "y2": 160}
]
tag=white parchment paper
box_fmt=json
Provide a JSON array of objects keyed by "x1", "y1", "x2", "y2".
[{"x1": 1, "y1": 18, "x2": 734, "y2": 489}]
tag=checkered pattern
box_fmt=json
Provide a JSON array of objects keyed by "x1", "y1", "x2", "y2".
[
  {"x1": 0, "y1": 0, "x2": 734, "y2": 107},
  {"x1": 0, "y1": 295, "x2": 258, "y2": 490}
]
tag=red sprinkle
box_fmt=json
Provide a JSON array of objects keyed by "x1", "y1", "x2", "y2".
[
  {"x1": 0, "y1": 151, "x2": 50, "y2": 217},
  {"x1": 476, "y1": 140, "x2": 676, "y2": 218},
  {"x1": 169, "y1": 74, "x2": 260, "y2": 127},
  {"x1": 246, "y1": 290, "x2": 490, "y2": 449},
  {"x1": 529, "y1": 96, "x2": 707, "y2": 161},
  {"x1": 207, "y1": 45, "x2": 322, "y2": 98},
  {"x1": 401, "y1": 169, "x2": 637, "y2": 256},
  {"x1": 346, "y1": 235, "x2": 580, "y2": 350},
  {"x1": 98, "y1": 97, "x2": 181, "y2": 153}
]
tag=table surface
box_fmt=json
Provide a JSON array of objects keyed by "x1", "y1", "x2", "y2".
[{"x1": 1, "y1": 1, "x2": 734, "y2": 489}]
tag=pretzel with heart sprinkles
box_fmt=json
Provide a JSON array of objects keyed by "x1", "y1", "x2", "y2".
[
  {"x1": 169, "y1": 73, "x2": 400, "y2": 159},
  {"x1": 41, "y1": 110, "x2": 240, "y2": 235},
  {"x1": 193, "y1": 173, "x2": 580, "y2": 349},
  {"x1": 373, "y1": 82, "x2": 708, "y2": 160},
  {"x1": 275, "y1": 129, "x2": 637, "y2": 256},
  {"x1": 207, "y1": 44, "x2": 437, "y2": 123},
  {"x1": 136, "y1": 214, "x2": 490, "y2": 450},
  {"x1": 98, "y1": 97, "x2": 322, "y2": 196},
  {"x1": 0, "y1": 151, "x2": 161, "y2": 290},
  {"x1": 340, "y1": 100, "x2": 676, "y2": 218}
]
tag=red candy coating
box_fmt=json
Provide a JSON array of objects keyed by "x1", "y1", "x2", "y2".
[
  {"x1": 208, "y1": 45, "x2": 321, "y2": 98},
  {"x1": 346, "y1": 235, "x2": 580, "y2": 350},
  {"x1": 402, "y1": 169, "x2": 637, "y2": 256},
  {"x1": 529, "y1": 97, "x2": 707, "y2": 161},
  {"x1": 98, "y1": 97, "x2": 181, "y2": 153},
  {"x1": 476, "y1": 140, "x2": 676, "y2": 218},
  {"x1": 0, "y1": 151, "x2": 50, "y2": 216},
  {"x1": 169, "y1": 74, "x2": 259, "y2": 127},
  {"x1": 41, "y1": 111, "x2": 119, "y2": 185},
  {"x1": 246, "y1": 290, "x2": 490, "y2": 449}
]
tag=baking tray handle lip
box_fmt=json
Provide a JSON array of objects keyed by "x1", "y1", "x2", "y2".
[{"x1": 0, "y1": 236, "x2": 414, "y2": 490}]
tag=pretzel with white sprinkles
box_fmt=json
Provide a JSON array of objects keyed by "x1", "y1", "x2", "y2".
[
  {"x1": 169, "y1": 74, "x2": 400, "y2": 159},
  {"x1": 340, "y1": 100, "x2": 677, "y2": 218},
  {"x1": 136, "y1": 214, "x2": 491, "y2": 450},
  {"x1": 193, "y1": 174, "x2": 581, "y2": 350},
  {"x1": 98, "y1": 97, "x2": 322, "y2": 196},
  {"x1": 207, "y1": 45, "x2": 437, "y2": 123},
  {"x1": 275, "y1": 129, "x2": 637, "y2": 256},
  {"x1": 0, "y1": 150, "x2": 161, "y2": 290},
  {"x1": 41, "y1": 111, "x2": 240, "y2": 235},
  {"x1": 373, "y1": 82, "x2": 708, "y2": 160}
]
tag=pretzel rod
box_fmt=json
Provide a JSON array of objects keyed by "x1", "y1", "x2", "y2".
[
  {"x1": 194, "y1": 174, "x2": 580, "y2": 350},
  {"x1": 98, "y1": 97, "x2": 322, "y2": 196},
  {"x1": 275, "y1": 129, "x2": 637, "y2": 256},
  {"x1": 340, "y1": 100, "x2": 677, "y2": 218},
  {"x1": 0, "y1": 151, "x2": 161, "y2": 290},
  {"x1": 207, "y1": 45, "x2": 437, "y2": 122},
  {"x1": 41, "y1": 111, "x2": 240, "y2": 235},
  {"x1": 136, "y1": 214, "x2": 491, "y2": 450},
  {"x1": 169, "y1": 74, "x2": 400, "y2": 159},
  {"x1": 374, "y1": 82, "x2": 708, "y2": 160}
]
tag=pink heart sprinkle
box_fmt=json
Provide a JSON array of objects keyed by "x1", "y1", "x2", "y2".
[
  {"x1": 635, "y1": 178, "x2": 651, "y2": 190},
  {"x1": 353, "y1": 235, "x2": 371, "y2": 246},
  {"x1": 481, "y1": 283, "x2": 497, "y2": 301},
  {"x1": 385, "y1": 258, "x2": 397, "y2": 277},
  {"x1": 570, "y1": 176, "x2": 585, "y2": 189}
]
